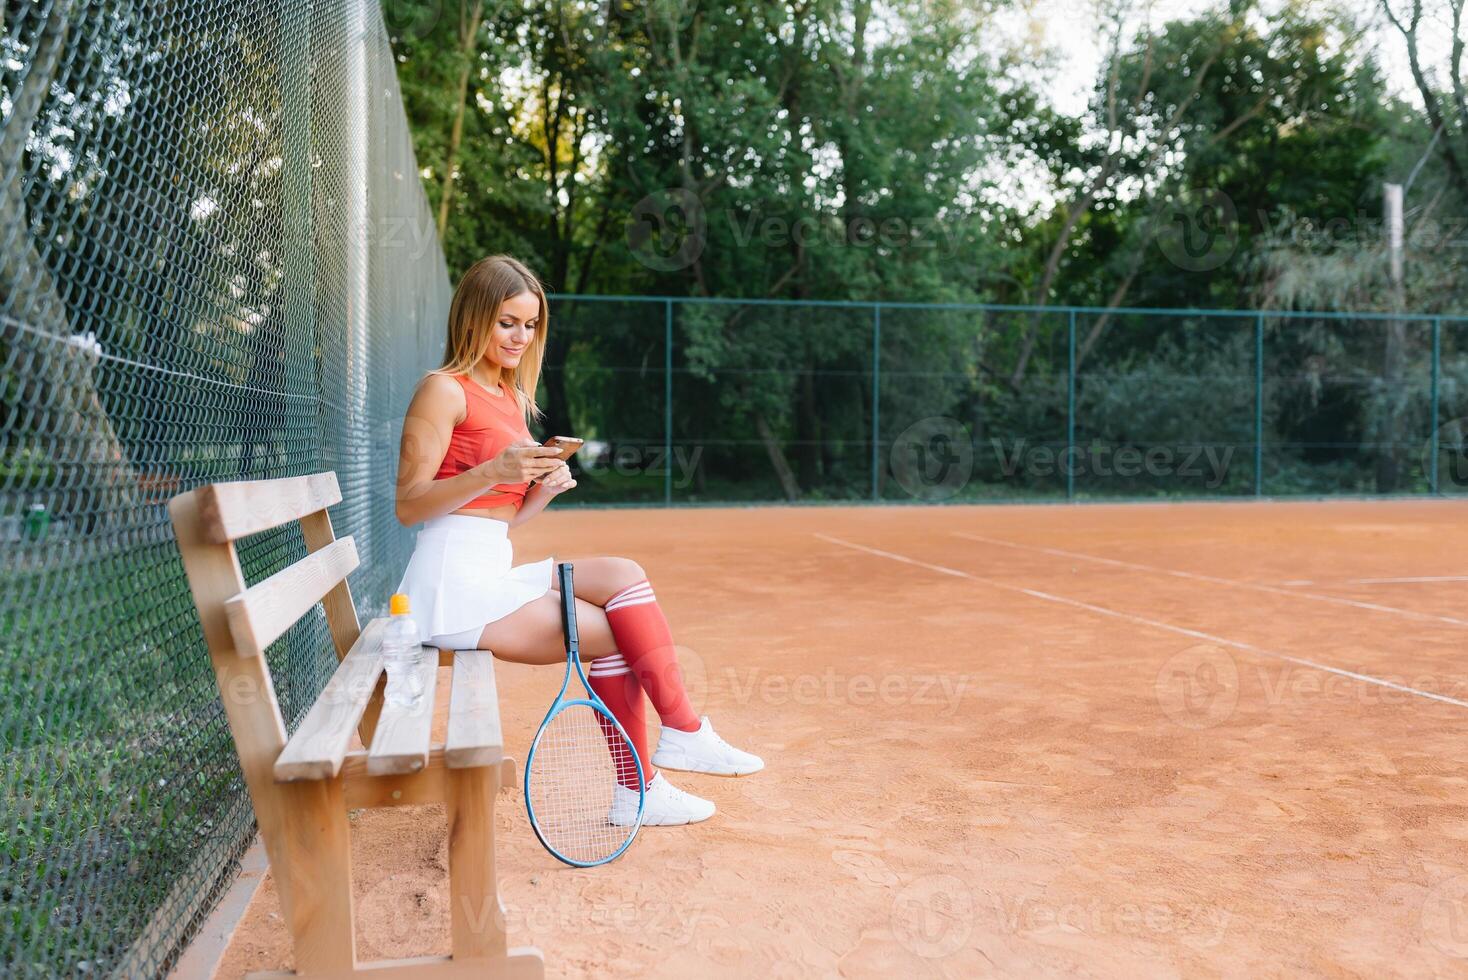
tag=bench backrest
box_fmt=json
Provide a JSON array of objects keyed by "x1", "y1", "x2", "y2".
[{"x1": 167, "y1": 472, "x2": 364, "y2": 811}]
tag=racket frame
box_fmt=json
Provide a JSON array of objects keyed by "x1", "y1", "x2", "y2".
[{"x1": 523, "y1": 561, "x2": 645, "y2": 867}]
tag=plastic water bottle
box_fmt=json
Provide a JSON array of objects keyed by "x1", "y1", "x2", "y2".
[{"x1": 383, "y1": 593, "x2": 424, "y2": 709}]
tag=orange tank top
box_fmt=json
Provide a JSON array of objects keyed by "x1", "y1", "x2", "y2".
[{"x1": 434, "y1": 373, "x2": 533, "y2": 510}]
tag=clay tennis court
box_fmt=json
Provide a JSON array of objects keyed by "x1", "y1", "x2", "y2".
[{"x1": 209, "y1": 498, "x2": 1468, "y2": 978}]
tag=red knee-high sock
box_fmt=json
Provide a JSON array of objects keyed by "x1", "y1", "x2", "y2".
[
  {"x1": 603, "y1": 579, "x2": 700, "y2": 733},
  {"x1": 587, "y1": 654, "x2": 652, "y2": 789}
]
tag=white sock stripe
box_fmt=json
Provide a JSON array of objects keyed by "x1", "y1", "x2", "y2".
[
  {"x1": 606, "y1": 594, "x2": 657, "y2": 612},
  {"x1": 607, "y1": 580, "x2": 654, "y2": 604},
  {"x1": 604, "y1": 592, "x2": 657, "y2": 607},
  {"x1": 590, "y1": 654, "x2": 627, "y2": 666}
]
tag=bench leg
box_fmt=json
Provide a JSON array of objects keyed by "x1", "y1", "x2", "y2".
[
  {"x1": 277, "y1": 776, "x2": 356, "y2": 974},
  {"x1": 445, "y1": 765, "x2": 507, "y2": 961}
]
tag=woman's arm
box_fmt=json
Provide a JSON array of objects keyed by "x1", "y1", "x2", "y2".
[
  {"x1": 509, "y1": 460, "x2": 576, "y2": 527},
  {"x1": 394, "y1": 375, "x2": 561, "y2": 526}
]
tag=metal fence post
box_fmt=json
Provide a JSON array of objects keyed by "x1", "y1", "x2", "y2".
[
  {"x1": 1255, "y1": 313, "x2": 1264, "y2": 496},
  {"x1": 1431, "y1": 316, "x2": 1442, "y2": 494},
  {"x1": 871, "y1": 303, "x2": 882, "y2": 501},
  {"x1": 665, "y1": 299, "x2": 673, "y2": 506},
  {"x1": 1067, "y1": 309, "x2": 1076, "y2": 501},
  {"x1": 344, "y1": 0, "x2": 372, "y2": 561}
]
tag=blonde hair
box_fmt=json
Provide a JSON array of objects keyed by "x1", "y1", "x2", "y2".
[{"x1": 433, "y1": 254, "x2": 547, "y2": 422}]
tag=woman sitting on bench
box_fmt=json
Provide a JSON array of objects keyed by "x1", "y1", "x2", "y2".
[{"x1": 393, "y1": 254, "x2": 763, "y2": 826}]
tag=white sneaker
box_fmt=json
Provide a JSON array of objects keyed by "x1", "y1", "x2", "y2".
[
  {"x1": 652, "y1": 716, "x2": 765, "y2": 777},
  {"x1": 609, "y1": 772, "x2": 716, "y2": 827}
]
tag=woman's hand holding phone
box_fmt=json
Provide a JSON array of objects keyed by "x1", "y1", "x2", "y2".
[
  {"x1": 542, "y1": 435, "x2": 584, "y2": 460},
  {"x1": 477, "y1": 440, "x2": 562, "y2": 485},
  {"x1": 537, "y1": 460, "x2": 577, "y2": 494},
  {"x1": 533, "y1": 436, "x2": 581, "y2": 494}
]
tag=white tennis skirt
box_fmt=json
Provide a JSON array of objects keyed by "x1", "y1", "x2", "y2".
[{"x1": 394, "y1": 513, "x2": 554, "y2": 648}]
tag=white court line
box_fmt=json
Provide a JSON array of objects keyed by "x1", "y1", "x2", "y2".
[
  {"x1": 813, "y1": 532, "x2": 1468, "y2": 711},
  {"x1": 1349, "y1": 575, "x2": 1468, "y2": 585},
  {"x1": 1279, "y1": 575, "x2": 1468, "y2": 586},
  {"x1": 953, "y1": 532, "x2": 1468, "y2": 629}
]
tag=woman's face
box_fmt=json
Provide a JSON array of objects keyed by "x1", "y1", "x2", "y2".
[{"x1": 484, "y1": 290, "x2": 539, "y2": 372}]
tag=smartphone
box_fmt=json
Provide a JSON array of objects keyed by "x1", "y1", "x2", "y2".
[{"x1": 542, "y1": 436, "x2": 585, "y2": 461}]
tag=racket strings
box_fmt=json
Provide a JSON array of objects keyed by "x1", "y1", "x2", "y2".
[
  {"x1": 593, "y1": 711, "x2": 643, "y2": 788},
  {"x1": 528, "y1": 703, "x2": 640, "y2": 863}
]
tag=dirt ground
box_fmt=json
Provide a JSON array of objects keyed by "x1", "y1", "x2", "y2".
[{"x1": 211, "y1": 499, "x2": 1468, "y2": 978}]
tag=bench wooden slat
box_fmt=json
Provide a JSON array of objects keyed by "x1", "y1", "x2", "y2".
[
  {"x1": 445, "y1": 652, "x2": 504, "y2": 769},
  {"x1": 340, "y1": 751, "x2": 517, "y2": 809},
  {"x1": 365, "y1": 653, "x2": 440, "y2": 775},
  {"x1": 197, "y1": 471, "x2": 342, "y2": 543},
  {"x1": 299, "y1": 508, "x2": 361, "y2": 659},
  {"x1": 274, "y1": 616, "x2": 389, "y2": 781},
  {"x1": 225, "y1": 537, "x2": 359, "y2": 658}
]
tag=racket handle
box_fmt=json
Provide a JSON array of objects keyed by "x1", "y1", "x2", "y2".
[{"x1": 557, "y1": 562, "x2": 578, "y2": 652}]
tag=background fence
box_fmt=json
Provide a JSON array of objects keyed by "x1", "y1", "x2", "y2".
[
  {"x1": 544, "y1": 296, "x2": 1468, "y2": 506},
  {"x1": 1, "y1": 2, "x2": 447, "y2": 975}
]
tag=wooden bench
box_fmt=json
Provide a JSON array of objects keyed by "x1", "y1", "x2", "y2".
[{"x1": 168, "y1": 471, "x2": 544, "y2": 979}]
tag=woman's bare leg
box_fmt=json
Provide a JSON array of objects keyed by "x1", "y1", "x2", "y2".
[
  {"x1": 548, "y1": 556, "x2": 645, "y2": 606},
  {"x1": 473, "y1": 593, "x2": 617, "y2": 665},
  {"x1": 470, "y1": 553, "x2": 647, "y2": 664}
]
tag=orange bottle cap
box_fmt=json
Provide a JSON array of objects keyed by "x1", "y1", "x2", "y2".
[{"x1": 390, "y1": 593, "x2": 410, "y2": 616}]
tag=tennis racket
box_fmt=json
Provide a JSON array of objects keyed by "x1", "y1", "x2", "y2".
[{"x1": 524, "y1": 561, "x2": 644, "y2": 866}]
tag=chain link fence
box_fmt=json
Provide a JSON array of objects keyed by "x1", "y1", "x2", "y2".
[
  {"x1": 544, "y1": 296, "x2": 1468, "y2": 505},
  {"x1": 1, "y1": 1, "x2": 448, "y2": 975}
]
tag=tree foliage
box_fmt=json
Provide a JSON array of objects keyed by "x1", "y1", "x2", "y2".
[{"x1": 386, "y1": 0, "x2": 1466, "y2": 498}]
